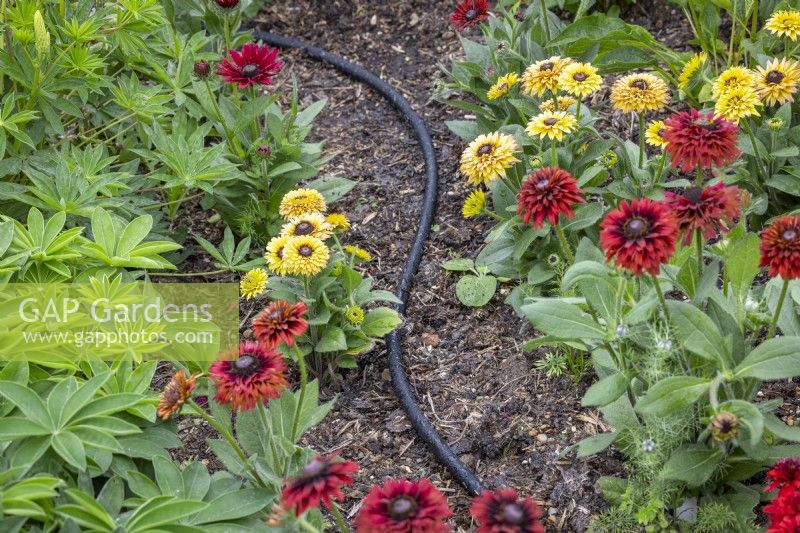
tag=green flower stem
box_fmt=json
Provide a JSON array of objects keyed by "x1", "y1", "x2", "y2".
[
  {"x1": 575, "y1": 99, "x2": 582, "y2": 121},
  {"x1": 189, "y1": 401, "x2": 267, "y2": 487},
  {"x1": 742, "y1": 119, "x2": 766, "y2": 180},
  {"x1": 554, "y1": 222, "x2": 574, "y2": 263},
  {"x1": 329, "y1": 504, "x2": 349, "y2": 533},
  {"x1": 223, "y1": 13, "x2": 232, "y2": 53},
  {"x1": 550, "y1": 138, "x2": 557, "y2": 166},
  {"x1": 297, "y1": 518, "x2": 320, "y2": 533},
  {"x1": 539, "y1": 0, "x2": 551, "y2": 40},
  {"x1": 654, "y1": 151, "x2": 667, "y2": 186},
  {"x1": 257, "y1": 401, "x2": 281, "y2": 470},
  {"x1": 650, "y1": 274, "x2": 671, "y2": 322},
  {"x1": 695, "y1": 228, "x2": 704, "y2": 280},
  {"x1": 767, "y1": 278, "x2": 790, "y2": 339},
  {"x1": 204, "y1": 78, "x2": 245, "y2": 159},
  {"x1": 284, "y1": 345, "x2": 309, "y2": 477},
  {"x1": 638, "y1": 113, "x2": 645, "y2": 168},
  {"x1": 694, "y1": 163, "x2": 703, "y2": 187}
]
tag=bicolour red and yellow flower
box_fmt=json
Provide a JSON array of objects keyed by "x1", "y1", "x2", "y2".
[
  {"x1": 765, "y1": 458, "x2": 800, "y2": 533},
  {"x1": 217, "y1": 43, "x2": 283, "y2": 89},
  {"x1": 157, "y1": 369, "x2": 197, "y2": 420},
  {"x1": 253, "y1": 300, "x2": 308, "y2": 349},
  {"x1": 470, "y1": 488, "x2": 545, "y2": 533},
  {"x1": 759, "y1": 216, "x2": 800, "y2": 280},
  {"x1": 661, "y1": 109, "x2": 740, "y2": 172},
  {"x1": 281, "y1": 454, "x2": 358, "y2": 516},
  {"x1": 355, "y1": 478, "x2": 453, "y2": 533},
  {"x1": 450, "y1": 0, "x2": 491, "y2": 30},
  {"x1": 209, "y1": 341, "x2": 288, "y2": 411},
  {"x1": 600, "y1": 198, "x2": 677, "y2": 276},
  {"x1": 664, "y1": 183, "x2": 740, "y2": 245},
  {"x1": 517, "y1": 167, "x2": 584, "y2": 229}
]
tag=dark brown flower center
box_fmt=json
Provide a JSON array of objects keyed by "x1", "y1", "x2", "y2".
[
  {"x1": 477, "y1": 143, "x2": 494, "y2": 156},
  {"x1": 543, "y1": 117, "x2": 559, "y2": 126},
  {"x1": 540, "y1": 62, "x2": 554, "y2": 71},
  {"x1": 623, "y1": 217, "x2": 649, "y2": 239},
  {"x1": 501, "y1": 503, "x2": 525, "y2": 524},
  {"x1": 631, "y1": 79, "x2": 649, "y2": 90},
  {"x1": 573, "y1": 72, "x2": 587, "y2": 82},
  {"x1": 683, "y1": 187, "x2": 703, "y2": 204},
  {"x1": 782, "y1": 228, "x2": 798, "y2": 241},
  {"x1": 231, "y1": 354, "x2": 260, "y2": 375},
  {"x1": 265, "y1": 307, "x2": 282, "y2": 321},
  {"x1": 241, "y1": 64, "x2": 259, "y2": 77},
  {"x1": 465, "y1": 8, "x2": 478, "y2": 20},
  {"x1": 388, "y1": 496, "x2": 417, "y2": 520},
  {"x1": 276, "y1": 247, "x2": 284, "y2": 259},
  {"x1": 658, "y1": 129, "x2": 666, "y2": 137},
  {"x1": 535, "y1": 179, "x2": 550, "y2": 190},
  {"x1": 298, "y1": 245, "x2": 314, "y2": 257},
  {"x1": 302, "y1": 458, "x2": 327, "y2": 477},
  {"x1": 496, "y1": 82, "x2": 508, "y2": 91},
  {"x1": 294, "y1": 221, "x2": 315, "y2": 236},
  {"x1": 767, "y1": 70, "x2": 785, "y2": 84}
]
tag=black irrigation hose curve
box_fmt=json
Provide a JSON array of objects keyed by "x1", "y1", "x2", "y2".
[{"x1": 252, "y1": 30, "x2": 485, "y2": 496}]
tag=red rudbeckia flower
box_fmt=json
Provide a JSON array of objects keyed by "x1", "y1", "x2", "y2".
[
  {"x1": 600, "y1": 198, "x2": 677, "y2": 276},
  {"x1": 517, "y1": 167, "x2": 585, "y2": 229},
  {"x1": 766, "y1": 490, "x2": 800, "y2": 533},
  {"x1": 450, "y1": 0, "x2": 491, "y2": 30},
  {"x1": 661, "y1": 109, "x2": 740, "y2": 172},
  {"x1": 214, "y1": 0, "x2": 239, "y2": 7},
  {"x1": 157, "y1": 369, "x2": 197, "y2": 421},
  {"x1": 767, "y1": 458, "x2": 800, "y2": 496},
  {"x1": 760, "y1": 216, "x2": 800, "y2": 280},
  {"x1": 253, "y1": 300, "x2": 308, "y2": 349},
  {"x1": 209, "y1": 341, "x2": 288, "y2": 411},
  {"x1": 664, "y1": 183, "x2": 740, "y2": 245},
  {"x1": 217, "y1": 43, "x2": 283, "y2": 89},
  {"x1": 355, "y1": 478, "x2": 452, "y2": 533},
  {"x1": 470, "y1": 488, "x2": 545, "y2": 533},
  {"x1": 281, "y1": 454, "x2": 358, "y2": 516}
]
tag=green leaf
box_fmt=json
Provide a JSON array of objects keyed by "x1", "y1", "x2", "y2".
[
  {"x1": 360, "y1": 307, "x2": 402, "y2": 337},
  {"x1": 52, "y1": 431, "x2": 87, "y2": 471},
  {"x1": 665, "y1": 300, "x2": 729, "y2": 366},
  {"x1": 582, "y1": 373, "x2": 628, "y2": 407},
  {"x1": 0, "y1": 380, "x2": 53, "y2": 428},
  {"x1": 661, "y1": 445, "x2": 722, "y2": 487},
  {"x1": 441, "y1": 258, "x2": 474, "y2": 272},
  {"x1": 455, "y1": 274, "x2": 497, "y2": 307},
  {"x1": 726, "y1": 233, "x2": 761, "y2": 304},
  {"x1": 189, "y1": 488, "x2": 273, "y2": 524},
  {"x1": 315, "y1": 326, "x2": 348, "y2": 353},
  {"x1": 634, "y1": 376, "x2": 710, "y2": 416},
  {"x1": 721, "y1": 400, "x2": 764, "y2": 447},
  {"x1": 521, "y1": 300, "x2": 606, "y2": 340},
  {"x1": 734, "y1": 337, "x2": 800, "y2": 379},
  {"x1": 116, "y1": 215, "x2": 153, "y2": 257},
  {"x1": 576, "y1": 432, "x2": 617, "y2": 458},
  {"x1": 765, "y1": 414, "x2": 800, "y2": 442},
  {"x1": 0, "y1": 417, "x2": 52, "y2": 439}
]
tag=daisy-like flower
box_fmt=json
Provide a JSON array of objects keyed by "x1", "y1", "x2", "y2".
[
  {"x1": 517, "y1": 167, "x2": 585, "y2": 228},
  {"x1": 355, "y1": 478, "x2": 453, "y2": 533},
  {"x1": 157, "y1": 369, "x2": 197, "y2": 420},
  {"x1": 209, "y1": 341, "x2": 288, "y2": 411},
  {"x1": 281, "y1": 212, "x2": 333, "y2": 240},
  {"x1": 645, "y1": 120, "x2": 668, "y2": 148},
  {"x1": 463, "y1": 189, "x2": 486, "y2": 218},
  {"x1": 767, "y1": 458, "x2": 800, "y2": 495},
  {"x1": 459, "y1": 132, "x2": 520, "y2": 186},
  {"x1": 712, "y1": 66, "x2": 756, "y2": 99},
  {"x1": 709, "y1": 411, "x2": 739, "y2": 442},
  {"x1": 345, "y1": 305, "x2": 365, "y2": 325},
  {"x1": 265, "y1": 235, "x2": 292, "y2": 275},
  {"x1": 538, "y1": 96, "x2": 577, "y2": 113},
  {"x1": 282, "y1": 236, "x2": 330, "y2": 277},
  {"x1": 766, "y1": 9, "x2": 800, "y2": 41},
  {"x1": 487, "y1": 72, "x2": 519, "y2": 100},
  {"x1": 521, "y1": 57, "x2": 572, "y2": 96},
  {"x1": 526, "y1": 111, "x2": 577, "y2": 141},
  {"x1": 664, "y1": 183, "x2": 740, "y2": 245},
  {"x1": 240, "y1": 268, "x2": 268, "y2": 300},
  {"x1": 282, "y1": 454, "x2": 359, "y2": 516},
  {"x1": 759, "y1": 215, "x2": 800, "y2": 279},
  {"x1": 279, "y1": 188, "x2": 327, "y2": 219},
  {"x1": 755, "y1": 58, "x2": 800, "y2": 106},
  {"x1": 450, "y1": 0, "x2": 491, "y2": 31},
  {"x1": 610, "y1": 73, "x2": 670, "y2": 113},
  {"x1": 558, "y1": 62, "x2": 603, "y2": 97},
  {"x1": 326, "y1": 213, "x2": 351, "y2": 231},
  {"x1": 470, "y1": 488, "x2": 545, "y2": 533},
  {"x1": 662, "y1": 109, "x2": 740, "y2": 172},
  {"x1": 217, "y1": 43, "x2": 283, "y2": 89},
  {"x1": 765, "y1": 490, "x2": 800, "y2": 533},
  {"x1": 714, "y1": 85, "x2": 761, "y2": 123},
  {"x1": 599, "y1": 198, "x2": 677, "y2": 276},
  {"x1": 253, "y1": 300, "x2": 308, "y2": 349},
  {"x1": 345, "y1": 244, "x2": 372, "y2": 262},
  {"x1": 677, "y1": 52, "x2": 708, "y2": 89}
]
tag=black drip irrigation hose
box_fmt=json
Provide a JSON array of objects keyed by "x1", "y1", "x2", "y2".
[{"x1": 252, "y1": 30, "x2": 485, "y2": 496}]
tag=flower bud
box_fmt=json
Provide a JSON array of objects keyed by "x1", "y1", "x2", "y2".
[
  {"x1": 255, "y1": 143, "x2": 272, "y2": 159},
  {"x1": 33, "y1": 10, "x2": 50, "y2": 61},
  {"x1": 710, "y1": 411, "x2": 739, "y2": 442},
  {"x1": 601, "y1": 150, "x2": 618, "y2": 169},
  {"x1": 529, "y1": 156, "x2": 543, "y2": 169},
  {"x1": 768, "y1": 117, "x2": 785, "y2": 131},
  {"x1": 194, "y1": 60, "x2": 211, "y2": 78},
  {"x1": 215, "y1": 0, "x2": 240, "y2": 8}
]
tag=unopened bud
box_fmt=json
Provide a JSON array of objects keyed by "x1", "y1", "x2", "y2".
[{"x1": 33, "y1": 10, "x2": 50, "y2": 61}]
